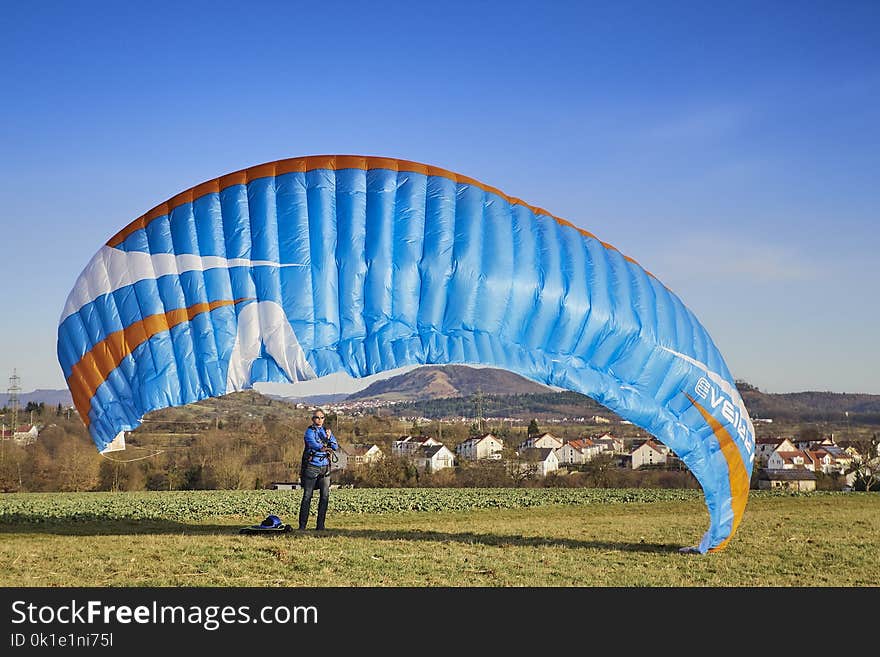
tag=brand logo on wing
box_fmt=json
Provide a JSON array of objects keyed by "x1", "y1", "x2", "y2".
[{"x1": 694, "y1": 377, "x2": 755, "y2": 455}]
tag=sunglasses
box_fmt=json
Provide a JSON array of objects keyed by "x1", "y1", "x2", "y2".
[{"x1": 312, "y1": 416, "x2": 325, "y2": 420}]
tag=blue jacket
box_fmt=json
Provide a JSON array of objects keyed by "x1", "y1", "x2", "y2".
[{"x1": 302, "y1": 425, "x2": 338, "y2": 468}]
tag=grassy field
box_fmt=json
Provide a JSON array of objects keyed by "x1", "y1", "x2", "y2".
[{"x1": 1, "y1": 488, "x2": 877, "y2": 587}]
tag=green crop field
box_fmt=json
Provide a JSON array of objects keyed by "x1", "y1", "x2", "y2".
[{"x1": 1, "y1": 488, "x2": 877, "y2": 587}]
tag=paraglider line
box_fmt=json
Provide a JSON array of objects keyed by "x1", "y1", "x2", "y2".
[{"x1": 100, "y1": 448, "x2": 165, "y2": 463}]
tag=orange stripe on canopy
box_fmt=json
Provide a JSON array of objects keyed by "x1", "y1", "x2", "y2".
[
  {"x1": 686, "y1": 394, "x2": 751, "y2": 552},
  {"x1": 67, "y1": 298, "x2": 250, "y2": 428}
]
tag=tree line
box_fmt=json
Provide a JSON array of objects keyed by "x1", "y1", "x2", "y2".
[
  {"x1": 0, "y1": 403, "x2": 696, "y2": 493},
  {"x1": 2, "y1": 396, "x2": 875, "y2": 493}
]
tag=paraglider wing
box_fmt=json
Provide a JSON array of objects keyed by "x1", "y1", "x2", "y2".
[{"x1": 57, "y1": 155, "x2": 755, "y2": 552}]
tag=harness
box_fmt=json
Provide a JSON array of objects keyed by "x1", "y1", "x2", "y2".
[{"x1": 301, "y1": 426, "x2": 338, "y2": 476}]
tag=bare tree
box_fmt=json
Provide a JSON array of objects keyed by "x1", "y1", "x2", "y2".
[
  {"x1": 58, "y1": 439, "x2": 100, "y2": 492},
  {"x1": 0, "y1": 441, "x2": 27, "y2": 492},
  {"x1": 580, "y1": 453, "x2": 617, "y2": 488},
  {"x1": 212, "y1": 445, "x2": 253, "y2": 489},
  {"x1": 845, "y1": 433, "x2": 880, "y2": 492}
]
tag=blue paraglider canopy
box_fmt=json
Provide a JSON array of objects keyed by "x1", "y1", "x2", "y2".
[{"x1": 58, "y1": 154, "x2": 756, "y2": 553}]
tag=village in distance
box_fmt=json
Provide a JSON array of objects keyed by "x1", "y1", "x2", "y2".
[{"x1": 1, "y1": 365, "x2": 878, "y2": 494}]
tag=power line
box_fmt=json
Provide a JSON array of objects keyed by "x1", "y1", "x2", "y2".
[{"x1": 6, "y1": 369, "x2": 21, "y2": 439}]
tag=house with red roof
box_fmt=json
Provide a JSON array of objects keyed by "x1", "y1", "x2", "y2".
[
  {"x1": 592, "y1": 433, "x2": 624, "y2": 454},
  {"x1": 0, "y1": 424, "x2": 38, "y2": 445},
  {"x1": 767, "y1": 449, "x2": 810, "y2": 470},
  {"x1": 555, "y1": 438, "x2": 603, "y2": 465},
  {"x1": 755, "y1": 437, "x2": 796, "y2": 466},
  {"x1": 631, "y1": 439, "x2": 669, "y2": 469}
]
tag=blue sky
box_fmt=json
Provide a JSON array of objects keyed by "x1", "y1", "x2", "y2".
[{"x1": 1, "y1": 1, "x2": 878, "y2": 397}]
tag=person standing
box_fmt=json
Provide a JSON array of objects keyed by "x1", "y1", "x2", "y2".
[{"x1": 298, "y1": 409, "x2": 338, "y2": 531}]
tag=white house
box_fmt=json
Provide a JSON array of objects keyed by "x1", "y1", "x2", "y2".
[
  {"x1": 337, "y1": 443, "x2": 383, "y2": 470},
  {"x1": 592, "y1": 433, "x2": 624, "y2": 454},
  {"x1": 755, "y1": 437, "x2": 796, "y2": 466},
  {"x1": 801, "y1": 447, "x2": 855, "y2": 485},
  {"x1": 821, "y1": 445, "x2": 855, "y2": 474},
  {"x1": 392, "y1": 435, "x2": 442, "y2": 457},
  {"x1": 581, "y1": 438, "x2": 607, "y2": 461},
  {"x1": 631, "y1": 439, "x2": 669, "y2": 469},
  {"x1": 456, "y1": 433, "x2": 504, "y2": 461},
  {"x1": 767, "y1": 449, "x2": 809, "y2": 470},
  {"x1": 556, "y1": 439, "x2": 588, "y2": 465},
  {"x1": 519, "y1": 432, "x2": 563, "y2": 451},
  {"x1": 516, "y1": 447, "x2": 559, "y2": 477},
  {"x1": 805, "y1": 449, "x2": 834, "y2": 474},
  {"x1": 555, "y1": 438, "x2": 603, "y2": 465},
  {"x1": 0, "y1": 424, "x2": 38, "y2": 445},
  {"x1": 413, "y1": 444, "x2": 456, "y2": 473}
]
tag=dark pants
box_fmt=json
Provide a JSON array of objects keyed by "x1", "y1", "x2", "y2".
[{"x1": 298, "y1": 464, "x2": 331, "y2": 529}]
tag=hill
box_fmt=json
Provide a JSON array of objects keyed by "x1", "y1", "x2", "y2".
[
  {"x1": 346, "y1": 364, "x2": 553, "y2": 402},
  {"x1": 345, "y1": 369, "x2": 880, "y2": 425},
  {"x1": 6, "y1": 370, "x2": 880, "y2": 426},
  {"x1": 0, "y1": 389, "x2": 73, "y2": 408},
  {"x1": 396, "y1": 389, "x2": 609, "y2": 421},
  {"x1": 343, "y1": 367, "x2": 880, "y2": 424},
  {"x1": 736, "y1": 382, "x2": 880, "y2": 424}
]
